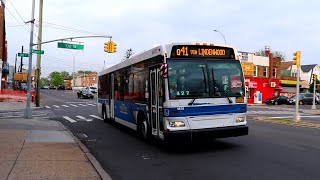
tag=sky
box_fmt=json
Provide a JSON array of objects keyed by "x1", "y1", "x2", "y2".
[{"x1": 5, "y1": 0, "x2": 320, "y2": 77}]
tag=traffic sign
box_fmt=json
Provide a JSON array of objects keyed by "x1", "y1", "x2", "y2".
[
  {"x1": 32, "y1": 49, "x2": 44, "y2": 54},
  {"x1": 18, "y1": 53, "x2": 29, "y2": 57},
  {"x1": 57, "y1": 42, "x2": 84, "y2": 50}
]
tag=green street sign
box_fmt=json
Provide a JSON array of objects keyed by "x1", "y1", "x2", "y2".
[
  {"x1": 18, "y1": 53, "x2": 29, "y2": 57},
  {"x1": 32, "y1": 49, "x2": 44, "y2": 54},
  {"x1": 57, "y1": 42, "x2": 84, "y2": 50}
]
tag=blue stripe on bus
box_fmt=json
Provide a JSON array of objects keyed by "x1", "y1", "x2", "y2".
[
  {"x1": 114, "y1": 101, "x2": 147, "y2": 125},
  {"x1": 163, "y1": 104, "x2": 247, "y2": 117}
]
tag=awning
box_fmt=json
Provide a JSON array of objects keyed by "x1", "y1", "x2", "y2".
[
  {"x1": 300, "y1": 81, "x2": 309, "y2": 89},
  {"x1": 280, "y1": 80, "x2": 296, "y2": 85}
]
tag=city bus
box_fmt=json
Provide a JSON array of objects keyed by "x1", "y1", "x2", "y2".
[{"x1": 97, "y1": 43, "x2": 248, "y2": 142}]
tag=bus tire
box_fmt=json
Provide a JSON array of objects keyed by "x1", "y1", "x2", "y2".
[{"x1": 138, "y1": 112, "x2": 151, "y2": 142}]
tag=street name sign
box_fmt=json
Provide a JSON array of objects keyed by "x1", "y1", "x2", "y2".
[
  {"x1": 58, "y1": 42, "x2": 84, "y2": 50},
  {"x1": 18, "y1": 53, "x2": 29, "y2": 57},
  {"x1": 32, "y1": 49, "x2": 44, "y2": 54}
]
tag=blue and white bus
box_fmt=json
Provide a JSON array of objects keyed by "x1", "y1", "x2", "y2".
[{"x1": 97, "y1": 43, "x2": 248, "y2": 142}]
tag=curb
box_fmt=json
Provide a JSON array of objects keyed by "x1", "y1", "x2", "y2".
[{"x1": 57, "y1": 121, "x2": 112, "y2": 180}]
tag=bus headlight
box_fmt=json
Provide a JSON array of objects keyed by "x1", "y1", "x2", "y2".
[
  {"x1": 236, "y1": 117, "x2": 245, "y2": 123},
  {"x1": 169, "y1": 121, "x2": 185, "y2": 127}
]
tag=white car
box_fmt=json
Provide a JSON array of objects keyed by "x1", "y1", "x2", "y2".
[{"x1": 89, "y1": 86, "x2": 97, "y2": 93}]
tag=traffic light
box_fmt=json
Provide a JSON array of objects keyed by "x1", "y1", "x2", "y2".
[
  {"x1": 292, "y1": 51, "x2": 301, "y2": 66},
  {"x1": 104, "y1": 42, "x2": 110, "y2": 52},
  {"x1": 313, "y1": 74, "x2": 318, "y2": 81},
  {"x1": 113, "y1": 42, "x2": 117, "y2": 53}
]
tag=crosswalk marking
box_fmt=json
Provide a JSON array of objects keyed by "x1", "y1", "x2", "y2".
[
  {"x1": 45, "y1": 106, "x2": 51, "y2": 109},
  {"x1": 87, "y1": 104, "x2": 96, "y2": 106},
  {"x1": 63, "y1": 116, "x2": 77, "y2": 123},
  {"x1": 69, "y1": 104, "x2": 78, "y2": 107},
  {"x1": 89, "y1": 115, "x2": 103, "y2": 120},
  {"x1": 76, "y1": 115, "x2": 92, "y2": 122},
  {"x1": 61, "y1": 105, "x2": 70, "y2": 108},
  {"x1": 79, "y1": 104, "x2": 87, "y2": 106},
  {"x1": 53, "y1": 105, "x2": 60, "y2": 108}
]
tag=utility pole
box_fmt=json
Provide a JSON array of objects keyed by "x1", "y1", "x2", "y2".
[
  {"x1": 312, "y1": 74, "x2": 317, "y2": 110},
  {"x1": 24, "y1": 0, "x2": 35, "y2": 119},
  {"x1": 35, "y1": 0, "x2": 43, "y2": 107},
  {"x1": 20, "y1": 46, "x2": 23, "y2": 72},
  {"x1": 14, "y1": 54, "x2": 17, "y2": 89}
]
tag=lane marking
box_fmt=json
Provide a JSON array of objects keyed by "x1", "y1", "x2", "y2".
[
  {"x1": 76, "y1": 115, "x2": 92, "y2": 122},
  {"x1": 69, "y1": 104, "x2": 78, "y2": 107},
  {"x1": 45, "y1": 106, "x2": 51, "y2": 109},
  {"x1": 63, "y1": 116, "x2": 77, "y2": 123},
  {"x1": 87, "y1": 104, "x2": 96, "y2": 106},
  {"x1": 79, "y1": 104, "x2": 87, "y2": 106},
  {"x1": 61, "y1": 105, "x2": 70, "y2": 108},
  {"x1": 53, "y1": 105, "x2": 60, "y2": 108},
  {"x1": 89, "y1": 115, "x2": 103, "y2": 120}
]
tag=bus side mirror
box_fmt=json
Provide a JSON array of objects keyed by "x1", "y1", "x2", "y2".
[{"x1": 160, "y1": 63, "x2": 168, "y2": 78}]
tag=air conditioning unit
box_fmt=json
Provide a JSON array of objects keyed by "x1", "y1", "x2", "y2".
[{"x1": 270, "y1": 82, "x2": 276, "y2": 87}]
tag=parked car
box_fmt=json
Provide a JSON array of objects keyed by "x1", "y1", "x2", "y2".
[
  {"x1": 265, "y1": 96, "x2": 289, "y2": 105},
  {"x1": 41, "y1": 85, "x2": 49, "y2": 89},
  {"x1": 57, "y1": 85, "x2": 65, "y2": 90},
  {"x1": 77, "y1": 89, "x2": 94, "y2": 99},
  {"x1": 288, "y1": 93, "x2": 318, "y2": 105},
  {"x1": 49, "y1": 86, "x2": 56, "y2": 89},
  {"x1": 89, "y1": 86, "x2": 97, "y2": 93}
]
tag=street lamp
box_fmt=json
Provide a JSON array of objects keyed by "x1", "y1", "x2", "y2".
[
  {"x1": 213, "y1": 29, "x2": 227, "y2": 44},
  {"x1": 64, "y1": 50, "x2": 83, "y2": 92}
]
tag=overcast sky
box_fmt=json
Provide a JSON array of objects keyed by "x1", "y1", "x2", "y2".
[{"x1": 5, "y1": 0, "x2": 320, "y2": 77}]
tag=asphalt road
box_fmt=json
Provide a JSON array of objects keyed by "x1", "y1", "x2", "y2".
[{"x1": 40, "y1": 90, "x2": 320, "y2": 180}]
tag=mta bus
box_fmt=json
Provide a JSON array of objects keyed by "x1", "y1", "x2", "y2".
[{"x1": 97, "y1": 43, "x2": 248, "y2": 142}]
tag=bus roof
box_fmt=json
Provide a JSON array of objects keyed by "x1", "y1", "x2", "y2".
[{"x1": 98, "y1": 43, "x2": 239, "y2": 76}]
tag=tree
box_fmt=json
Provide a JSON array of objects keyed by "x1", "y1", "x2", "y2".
[
  {"x1": 122, "y1": 49, "x2": 134, "y2": 61},
  {"x1": 61, "y1": 71, "x2": 72, "y2": 80},
  {"x1": 255, "y1": 49, "x2": 286, "y2": 61},
  {"x1": 308, "y1": 79, "x2": 320, "y2": 93},
  {"x1": 49, "y1": 71, "x2": 64, "y2": 86},
  {"x1": 40, "y1": 78, "x2": 50, "y2": 86}
]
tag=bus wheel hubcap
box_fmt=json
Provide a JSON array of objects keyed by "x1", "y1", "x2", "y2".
[{"x1": 142, "y1": 121, "x2": 147, "y2": 138}]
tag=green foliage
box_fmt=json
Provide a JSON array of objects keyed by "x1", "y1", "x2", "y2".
[
  {"x1": 122, "y1": 49, "x2": 134, "y2": 61},
  {"x1": 60, "y1": 71, "x2": 72, "y2": 80},
  {"x1": 49, "y1": 71, "x2": 64, "y2": 86},
  {"x1": 309, "y1": 79, "x2": 320, "y2": 93},
  {"x1": 40, "y1": 78, "x2": 50, "y2": 86},
  {"x1": 255, "y1": 49, "x2": 286, "y2": 61},
  {"x1": 77, "y1": 70, "x2": 93, "y2": 74}
]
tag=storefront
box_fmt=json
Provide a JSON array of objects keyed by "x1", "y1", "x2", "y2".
[{"x1": 245, "y1": 77, "x2": 282, "y2": 104}]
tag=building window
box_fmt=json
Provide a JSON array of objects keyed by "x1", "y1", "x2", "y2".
[
  {"x1": 273, "y1": 67, "x2": 277, "y2": 78},
  {"x1": 263, "y1": 67, "x2": 268, "y2": 77},
  {"x1": 253, "y1": 66, "x2": 258, "y2": 77}
]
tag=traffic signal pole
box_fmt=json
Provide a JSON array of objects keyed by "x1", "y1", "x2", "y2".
[
  {"x1": 312, "y1": 74, "x2": 317, "y2": 110},
  {"x1": 24, "y1": 0, "x2": 35, "y2": 119},
  {"x1": 293, "y1": 51, "x2": 301, "y2": 122},
  {"x1": 35, "y1": 0, "x2": 43, "y2": 107}
]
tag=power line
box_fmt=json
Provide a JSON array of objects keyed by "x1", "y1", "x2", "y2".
[
  {"x1": 8, "y1": 0, "x2": 29, "y2": 27},
  {"x1": 38, "y1": 20, "x2": 104, "y2": 36}
]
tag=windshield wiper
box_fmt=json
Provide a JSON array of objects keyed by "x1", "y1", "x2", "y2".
[
  {"x1": 188, "y1": 67, "x2": 207, "y2": 106},
  {"x1": 211, "y1": 69, "x2": 233, "y2": 104}
]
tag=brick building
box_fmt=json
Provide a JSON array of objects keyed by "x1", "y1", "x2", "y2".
[
  {"x1": 0, "y1": 2, "x2": 8, "y2": 90},
  {"x1": 73, "y1": 72, "x2": 97, "y2": 87},
  {"x1": 240, "y1": 51, "x2": 282, "y2": 104}
]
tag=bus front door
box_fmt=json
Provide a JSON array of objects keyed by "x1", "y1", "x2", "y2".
[
  {"x1": 110, "y1": 74, "x2": 115, "y2": 119},
  {"x1": 149, "y1": 68, "x2": 164, "y2": 139}
]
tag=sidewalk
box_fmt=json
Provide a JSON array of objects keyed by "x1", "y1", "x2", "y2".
[
  {"x1": 301, "y1": 109, "x2": 320, "y2": 115},
  {"x1": 0, "y1": 102, "x2": 40, "y2": 112},
  {"x1": 0, "y1": 117, "x2": 111, "y2": 179}
]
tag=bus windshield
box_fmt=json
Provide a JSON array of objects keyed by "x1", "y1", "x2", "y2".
[{"x1": 168, "y1": 59, "x2": 245, "y2": 99}]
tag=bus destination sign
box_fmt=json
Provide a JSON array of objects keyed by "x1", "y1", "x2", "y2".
[{"x1": 171, "y1": 45, "x2": 235, "y2": 59}]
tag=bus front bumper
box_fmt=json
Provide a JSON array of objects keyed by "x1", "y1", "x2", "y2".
[{"x1": 163, "y1": 125, "x2": 248, "y2": 142}]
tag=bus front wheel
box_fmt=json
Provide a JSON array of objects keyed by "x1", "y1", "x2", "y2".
[{"x1": 138, "y1": 114, "x2": 151, "y2": 142}]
